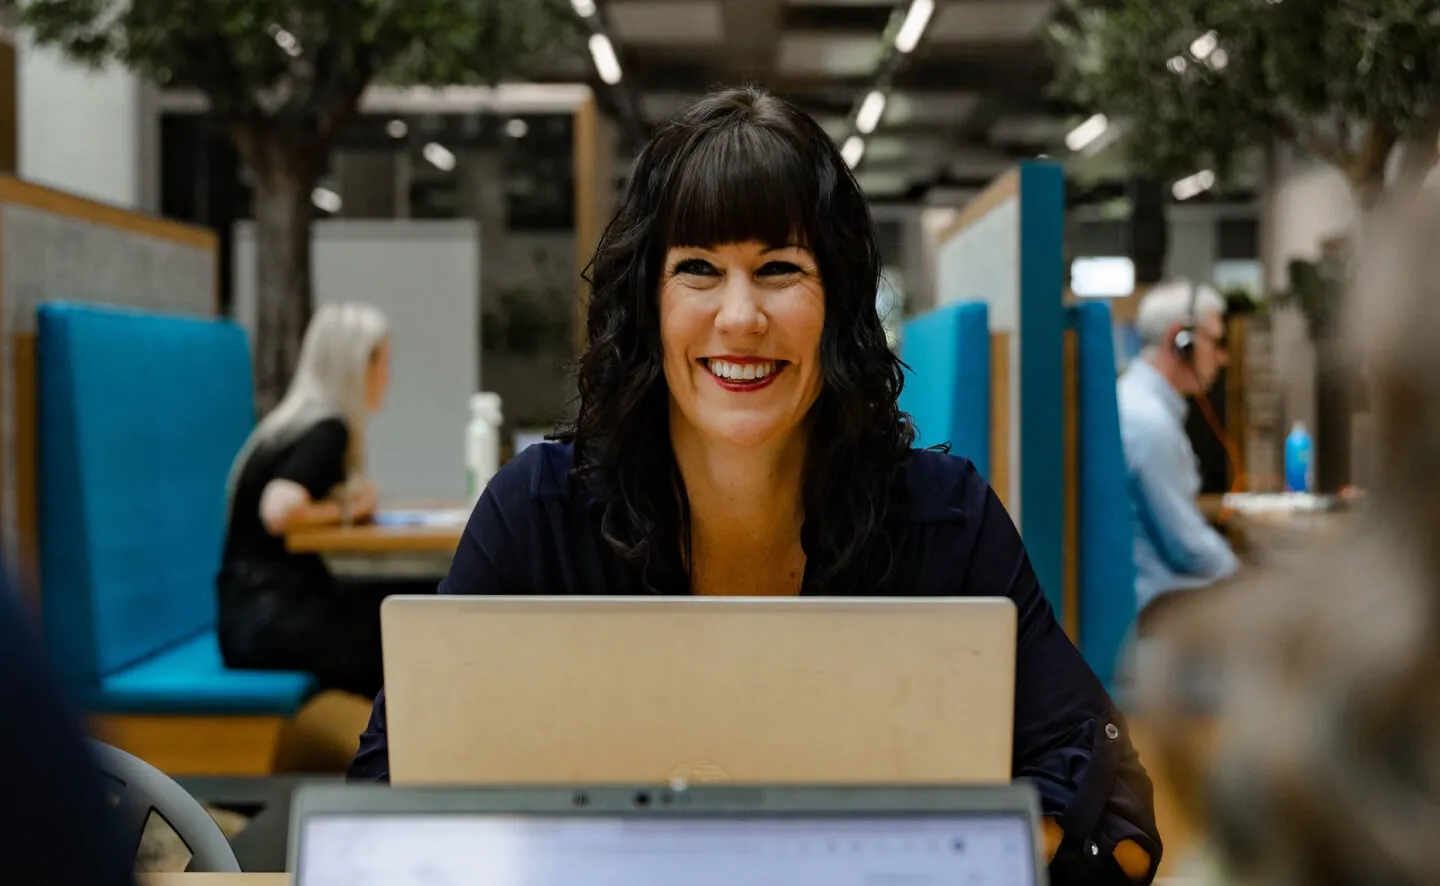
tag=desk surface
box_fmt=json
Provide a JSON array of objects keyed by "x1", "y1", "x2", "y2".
[
  {"x1": 142, "y1": 877, "x2": 287, "y2": 885},
  {"x1": 285, "y1": 505, "x2": 467, "y2": 555},
  {"x1": 286, "y1": 521, "x2": 463, "y2": 555},
  {"x1": 144, "y1": 875, "x2": 1200, "y2": 885},
  {"x1": 1199, "y1": 493, "x2": 1356, "y2": 537}
]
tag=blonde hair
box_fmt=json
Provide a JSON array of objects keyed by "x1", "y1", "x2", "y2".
[
  {"x1": 227, "y1": 302, "x2": 391, "y2": 501},
  {"x1": 1143, "y1": 195, "x2": 1440, "y2": 886}
]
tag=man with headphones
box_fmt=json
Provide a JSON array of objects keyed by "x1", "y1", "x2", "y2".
[{"x1": 1117, "y1": 280, "x2": 1239, "y2": 628}]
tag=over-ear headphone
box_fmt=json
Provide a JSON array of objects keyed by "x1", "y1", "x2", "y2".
[{"x1": 1172, "y1": 281, "x2": 1199, "y2": 363}]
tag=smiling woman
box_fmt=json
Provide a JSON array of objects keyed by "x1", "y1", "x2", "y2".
[
  {"x1": 348, "y1": 86, "x2": 1161, "y2": 886},
  {"x1": 571, "y1": 85, "x2": 904, "y2": 593}
]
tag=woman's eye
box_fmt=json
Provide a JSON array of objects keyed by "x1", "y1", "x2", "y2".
[
  {"x1": 674, "y1": 259, "x2": 718, "y2": 276},
  {"x1": 758, "y1": 261, "x2": 803, "y2": 277}
]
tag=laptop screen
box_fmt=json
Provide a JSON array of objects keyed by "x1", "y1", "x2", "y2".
[{"x1": 297, "y1": 813, "x2": 1037, "y2": 886}]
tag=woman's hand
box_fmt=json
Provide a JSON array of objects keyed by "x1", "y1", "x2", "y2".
[
  {"x1": 348, "y1": 482, "x2": 380, "y2": 522},
  {"x1": 1042, "y1": 818, "x2": 1152, "y2": 881}
]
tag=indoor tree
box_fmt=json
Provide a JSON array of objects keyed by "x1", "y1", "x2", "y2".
[
  {"x1": 11, "y1": 0, "x2": 576, "y2": 407},
  {"x1": 1049, "y1": 0, "x2": 1440, "y2": 211},
  {"x1": 1050, "y1": 0, "x2": 1440, "y2": 492}
]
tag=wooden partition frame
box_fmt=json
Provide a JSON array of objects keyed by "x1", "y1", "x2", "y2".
[
  {"x1": 0, "y1": 38, "x2": 16, "y2": 175},
  {"x1": 1224, "y1": 316, "x2": 1248, "y2": 488},
  {"x1": 0, "y1": 176, "x2": 218, "y2": 606},
  {"x1": 989, "y1": 331, "x2": 1011, "y2": 511},
  {"x1": 572, "y1": 94, "x2": 616, "y2": 354},
  {"x1": 1061, "y1": 329, "x2": 1080, "y2": 642}
]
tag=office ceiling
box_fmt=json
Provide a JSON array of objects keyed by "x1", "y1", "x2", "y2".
[{"x1": 586, "y1": 0, "x2": 1080, "y2": 202}]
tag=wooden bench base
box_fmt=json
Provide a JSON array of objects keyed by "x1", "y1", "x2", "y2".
[
  {"x1": 90, "y1": 714, "x2": 288, "y2": 776},
  {"x1": 88, "y1": 691, "x2": 375, "y2": 777}
]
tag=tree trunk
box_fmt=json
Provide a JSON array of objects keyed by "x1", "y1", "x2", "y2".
[
  {"x1": 1346, "y1": 120, "x2": 1396, "y2": 213},
  {"x1": 233, "y1": 127, "x2": 323, "y2": 413},
  {"x1": 1396, "y1": 102, "x2": 1440, "y2": 187}
]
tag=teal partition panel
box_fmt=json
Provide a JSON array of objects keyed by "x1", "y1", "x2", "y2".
[
  {"x1": 1016, "y1": 161, "x2": 1066, "y2": 615},
  {"x1": 899, "y1": 302, "x2": 990, "y2": 478},
  {"x1": 1068, "y1": 301, "x2": 1136, "y2": 689}
]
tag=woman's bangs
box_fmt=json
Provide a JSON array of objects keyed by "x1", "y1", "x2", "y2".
[{"x1": 661, "y1": 123, "x2": 817, "y2": 252}]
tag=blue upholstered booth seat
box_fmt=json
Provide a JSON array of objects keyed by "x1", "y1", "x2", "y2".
[
  {"x1": 37, "y1": 302, "x2": 316, "y2": 716},
  {"x1": 93, "y1": 631, "x2": 314, "y2": 715},
  {"x1": 1067, "y1": 302, "x2": 1136, "y2": 690},
  {"x1": 899, "y1": 302, "x2": 991, "y2": 478}
]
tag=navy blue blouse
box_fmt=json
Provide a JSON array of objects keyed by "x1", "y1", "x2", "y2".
[{"x1": 349, "y1": 443, "x2": 1160, "y2": 879}]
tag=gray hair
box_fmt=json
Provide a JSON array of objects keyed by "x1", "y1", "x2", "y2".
[
  {"x1": 1135, "y1": 280, "x2": 1227, "y2": 349},
  {"x1": 227, "y1": 302, "x2": 391, "y2": 501}
]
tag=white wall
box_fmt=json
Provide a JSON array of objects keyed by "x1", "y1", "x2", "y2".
[
  {"x1": 1165, "y1": 204, "x2": 1223, "y2": 285},
  {"x1": 234, "y1": 220, "x2": 481, "y2": 502},
  {"x1": 1263, "y1": 151, "x2": 1356, "y2": 293},
  {"x1": 18, "y1": 38, "x2": 141, "y2": 207},
  {"x1": 1260, "y1": 149, "x2": 1359, "y2": 447},
  {"x1": 935, "y1": 196, "x2": 1022, "y2": 515}
]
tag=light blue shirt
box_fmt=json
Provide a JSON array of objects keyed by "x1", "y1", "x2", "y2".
[{"x1": 1117, "y1": 359, "x2": 1238, "y2": 611}]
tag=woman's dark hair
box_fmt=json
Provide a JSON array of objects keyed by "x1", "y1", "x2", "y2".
[{"x1": 556, "y1": 85, "x2": 915, "y2": 592}]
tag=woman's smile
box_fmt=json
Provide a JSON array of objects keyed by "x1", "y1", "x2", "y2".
[{"x1": 700, "y1": 356, "x2": 789, "y2": 392}]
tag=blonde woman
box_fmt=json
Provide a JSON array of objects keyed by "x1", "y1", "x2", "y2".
[
  {"x1": 1142, "y1": 192, "x2": 1440, "y2": 886},
  {"x1": 218, "y1": 302, "x2": 422, "y2": 699}
]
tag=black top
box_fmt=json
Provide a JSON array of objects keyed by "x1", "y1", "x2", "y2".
[
  {"x1": 0, "y1": 573, "x2": 134, "y2": 886},
  {"x1": 348, "y1": 443, "x2": 1161, "y2": 880},
  {"x1": 222, "y1": 418, "x2": 349, "y2": 571}
]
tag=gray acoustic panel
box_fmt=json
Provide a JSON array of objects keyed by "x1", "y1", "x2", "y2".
[{"x1": 0, "y1": 201, "x2": 216, "y2": 571}]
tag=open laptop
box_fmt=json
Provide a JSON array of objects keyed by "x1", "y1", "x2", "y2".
[
  {"x1": 380, "y1": 596, "x2": 1017, "y2": 786},
  {"x1": 289, "y1": 783, "x2": 1047, "y2": 886}
]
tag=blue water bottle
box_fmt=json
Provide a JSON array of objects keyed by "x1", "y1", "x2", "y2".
[{"x1": 1285, "y1": 420, "x2": 1313, "y2": 493}]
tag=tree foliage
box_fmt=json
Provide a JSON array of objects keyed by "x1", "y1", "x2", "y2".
[
  {"x1": 14, "y1": 0, "x2": 578, "y2": 138},
  {"x1": 7, "y1": 0, "x2": 580, "y2": 407},
  {"x1": 1049, "y1": 0, "x2": 1440, "y2": 205}
]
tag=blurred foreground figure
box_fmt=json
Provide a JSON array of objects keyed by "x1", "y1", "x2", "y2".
[
  {"x1": 0, "y1": 571, "x2": 133, "y2": 886},
  {"x1": 1142, "y1": 194, "x2": 1440, "y2": 886}
]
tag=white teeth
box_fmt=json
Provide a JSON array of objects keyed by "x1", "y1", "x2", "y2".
[{"x1": 707, "y1": 359, "x2": 776, "y2": 381}]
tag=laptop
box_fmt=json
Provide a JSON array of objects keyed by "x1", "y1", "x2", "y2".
[
  {"x1": 289, "y1": 783, "x2": 1048, "y2": 886},
  {"x1": 380, "y1": 596, "x2": 1018, "y2": 786}
]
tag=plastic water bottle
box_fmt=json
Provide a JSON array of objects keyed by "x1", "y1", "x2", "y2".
[
  {"x1": 466, "y1": 393, "x2": 503, "y2": 505},
  {"x1": 1284, "y1": 420, "x2": 1313, "y2": 493}
]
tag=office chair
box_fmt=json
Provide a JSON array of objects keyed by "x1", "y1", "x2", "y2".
[{"x1": 88, "y1": 740, "x2": 242, "y2": 873}]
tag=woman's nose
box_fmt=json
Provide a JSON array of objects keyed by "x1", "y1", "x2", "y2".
[{"x1": 714, "y1": 278, "x2": 767, "y2": 336}]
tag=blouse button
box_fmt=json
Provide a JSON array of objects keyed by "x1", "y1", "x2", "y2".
[
  {"x1": 1087, "y1": 841, "x2": 1100, "y2": 857},
  {"x1": 1105, "y1": 722, "x2": 1120, "y2": 741}
]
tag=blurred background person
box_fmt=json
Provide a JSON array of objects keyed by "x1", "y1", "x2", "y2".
[
  {"x1": 1141, "y1": 192, "x2": 1440, "y2": 886},
  {"x1": 1118, "y1": 281, "x2": 1238, "y2": 631},
  {"x1": 217, "y1": 302, "x2": 429, "y2": 700},
  {"x1": 0, "y1": 565, "x2": 134, "y2": 886}
]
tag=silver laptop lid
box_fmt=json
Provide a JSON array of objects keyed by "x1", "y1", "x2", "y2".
[{"x1": 290, "y1": 784, "x2": 1046, "y2": 886}]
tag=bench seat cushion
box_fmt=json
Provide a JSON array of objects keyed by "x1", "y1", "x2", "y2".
[{"x1": 91, "y1": 631, "x2": 316, "y2": 716}]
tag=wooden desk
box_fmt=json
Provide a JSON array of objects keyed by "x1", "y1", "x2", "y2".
[
  {"x1": 142, "y1": 876, "x2": 287, "y2": 886},
  {"x1": 1200, "y1": 494, "x2": 1356, "y2": 538},
  {"x1": 286, "y1": 522, "x2": 463, "y2": 556},
  {"x1": 144, "y1": 875, "x2": 1200, "y2": 885},
  {"x1": 1198, "y1": 494, "x2": 1226, "y2": 523}
]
